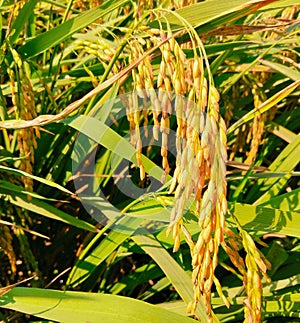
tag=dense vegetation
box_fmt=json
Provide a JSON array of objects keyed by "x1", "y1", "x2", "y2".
[{"x1": 0, "y1": 0, "x2": 299, "y2": 322}]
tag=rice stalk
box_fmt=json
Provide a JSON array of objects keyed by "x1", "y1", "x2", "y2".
[
  {"x1": 240, "y1": 228, "x2": 271, "y2": 322},
  {"x1": 0, "y1": 225, "x2": 17, "y2": 276},
  {"x1": 122, "y1": 13, "x2": 229, "y2": 318},
  {"x1": 8, "y1": 49, "x2": 39, "y2": 191},
  {"x1": 75, "y1": 0, "x2": 103, "y2": 10},
  {"x1": 143, "y1": 16, "x2": 228, "y2": 319},
  {"x1": 244, "y1": 79, "x2": 268, "y2": 165}
]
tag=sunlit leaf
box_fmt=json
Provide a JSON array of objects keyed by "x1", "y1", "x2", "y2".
[{"x1": 0, "y1": 287, "x2": 195, "y2": 322}]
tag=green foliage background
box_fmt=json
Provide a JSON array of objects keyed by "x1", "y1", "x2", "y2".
[{"x1": 0, "y1": 0, "x2": 299, "y2": 322}]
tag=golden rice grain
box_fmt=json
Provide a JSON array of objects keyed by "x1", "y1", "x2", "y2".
[
  {"x1": 7, "y1": 52, "x2": 39, "y2": 191},
  {"x1": 125, "y1": 29, "x2": 230, "y2": 320}
]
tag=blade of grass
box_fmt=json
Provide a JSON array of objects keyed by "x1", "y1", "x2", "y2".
[
  {"x1": 6, "y1": 0, "x2": 38, "y2": 44},
  {"x1": 252, "y1": 133, "x2": 300, "y2": 204},
  {"x1": 0, "y1": 191, "x2": 96, "y2": 232},
  {"x1": 258, "y1": 0, "x2": 300, "y2": 10},
  {"x1": 66, "y1": 216, "x2": 143, "y2": 287},
  {"x1": 258, "y1": 187, "x2": 300, "y2": 211},
  {"x1": 18, "y1": 0, "x2": 129, "y2": 59},
  {"x1": 267, "y1": 122, "x2": 297, "y2": 143},
  {"x1": 0, "y1": 287, "x2": 195, "y2": 323},
  {"x1": 133, "y1": 234, "x2": 215, "y2": 322},
  {"x1": 151, "y1": 0, "x2": 278, "y2": 33},
  {"x1": 0, "y1": 165, "x2": 73, "y2": 195},
  {"x1": 139, "y1": 277, "x2": 171, "y2": 301},
  {"x1": 259, "y1": 59, "x2": 300, "y2": 82},
  {"x1": 0, "y1": 180, "x2": 63, "y2": 202},
  {"x1": 64, "y1": 115, "x2": 170, "y2": 183},
  {"x1": 260, "y1": 59, "x2": 300, "y2": 82},
  {"x1": 229, "y1": 202, "x2": 300, "y2": 238},
  {"x1": 227, "y1": 80, "x2": 300, "y2": 134},
  {"x1": 108, "y1": 263, "x2": 163, "y2": 295}
]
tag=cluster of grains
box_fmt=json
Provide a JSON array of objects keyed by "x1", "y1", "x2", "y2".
[
  {"x1": 75, "y1": 0, "x2": 103, "y2": 10},
  {"x1": 125, "y1": 30, "x2": 227, "y2": 319},
  {"x1": 244, "y1": 82, "x2": 267, "y2": 165},
  {"x1": 122, "y1": 25, "x2": 228, "y2": 318},
  {"x1": 125, "y1": 31, "x2": 189, "y2": 181},
  {"x1": 157, "y1": 32, "x2": 186, "y2": 176},
  {"x1": 240, "y1": 229, "x2": 270, "y2": 322},
  {"x1": 167, "y1": 58, "x2": 227, "y2": 319},
  {"x1": 73, "y1": 35, "x2": 115, "y2": 63},
  {"x1": 121, "y1": 24, "x2": 275, "y2": 321},
  {"x1": 222, "y1": 225, "x2": 270, "y2": 322},
  {"x1": 227, "y1": 75, "x2": 270, "y2": 163},
  {"x1": 0, "y1": 225, "x2": 17, "y2": 275},
  {"x1": 7, "y1": 50, "x2": 39, "y2": 191},
  {"x1": 126, "y1": 40, "x2": 153, "y2": 181}
]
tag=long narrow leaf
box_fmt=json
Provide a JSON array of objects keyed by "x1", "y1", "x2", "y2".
[
  {"x1": 133, "y1": 234, "x2": 214, "y2": 322},
  {"x1": 18, "y1": 0, "x2": 129, "y2": 59},
  {"x1": 67, "y1": 216, "x2": 142, "y2": 287},
  {"x1": 260, "y1": 59, "x2": 300, "y2": 82},
  {"x1": 0, "y1": 287, "x2": 194, "y2": 323},
  {"x1": 0, "y1": 192, "x2": 96, "y2": 232},
  {"x1": 230, "y1": 203, "x2": 300, "y2": 238},
  {"x1": 0, "y1": 165, "x2": 73, "y2": 194},
  {"x1": 64, "y1": 115, "x2": 170, "y2": 183},
  {"x1": 151, "y1": 0, "x2": 278, "y2": 33},
  {"x1": 7, "y1": 0, "x2": 38, "y2": 44},
  {"x1": 252, "y1": 134, "x2": 300, "y2": 204},
  {"x1": 227, "y1": 80, "x2": 300, "y2": 134}
]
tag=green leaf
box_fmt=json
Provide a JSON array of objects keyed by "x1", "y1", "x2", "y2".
[
  {"x1": 152, "y1": 0, "x2": 279, "y2": 33},
  {"x1": 0, "y1": 287, "x2": 195, "y2": 323},
  {"x1": 258, "y1": 0, "x2": 300, "y2": 10},
  {"x1": 265, "y1": 241, "x2": 288, "y2": 277},
  {"x1": 63, "y1": 115, "x2": 170, "y2": 183},
  {"x1": 259, "y1": 187, "x2": 300, "y2": 211},
  {"x1": 0, "y1": 190, "x2": 96, "y2": 232},
  {"x1": 139, "y1": 277, "x2": 171, "y2": 301},
  {"x1": 18, "y1": 0, "x2": 129, "y2": 59},
  {"x1": 260, "y1": 59, "x2": 300, "y2": 82},
  {"x1": 133, "y1": 234, "x2": 213, "y2": 322},
  {"x1": 0, "y1": 179, "x2": 58, "y2": 201},
  {"x1": 253, "y1": 133, "x2": 300, "y2": 204},
  {"x1": 227, "y1": 80, "x2": 300, "y2": 134},
  {"x1": 0, "y1": 165, "x2": 73, "y2": 195},
  {"x1": 6, "y1": 0, "x2": 38, "y2": 45},
  {"x1": 229, "y1": 202, "x2": 300, "y2": 238},
  {"x1": 263, "y1": 294, "x2": 300, "y2": 318},
  {"x1": 267, "y1": 121, "x2": 297, "y2": 143},
  {"x1": 204, "y1": 39, "x2": 300, "y2": 57},
  {"x1": 67, "y1": 216, "x2": 142, "y2": 287}
]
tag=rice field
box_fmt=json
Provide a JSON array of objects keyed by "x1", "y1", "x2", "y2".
[{"x1": 0, "y1": 1, "x2": 299, "y2": 322}]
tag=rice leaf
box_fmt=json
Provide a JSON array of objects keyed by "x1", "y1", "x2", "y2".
[
  {"x1": 0, "y1": 191, "x2": 96, "y2": 232},
  {"x1": 18, "y1": 0, "x2": 129, "y2": 59},
  {"x1": 0, "y1": 287, "x2": 195, "y2": 323}
]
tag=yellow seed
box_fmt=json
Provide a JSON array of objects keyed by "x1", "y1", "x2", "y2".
[
  {"x1": 174, "y1": 77, "x2": 182, "y2": 94},
  {"x1": 210, "y1": 86, "x2": 220, "y2": 103},
  {"x1": 192, "y1": 59, "x2": 199, "y2": 79},
  {"x1": 163, "y1": 49, "x2": 172, "y2": 63},
  {"x1": 203, "y1": 222, "x2": 212, "y2": 242},
  {"x1": 139, "y1": 165, "x2": 145, "y2": 181},
  {"x1": 157, "y1": 74, "x2": 164, "y2": 89},
  {"x1": 194, "y1": 233, "x2": 205, "y2": 253},
  {"x1": 160, "y1": 116, "x2": 170, "y2": 133}
]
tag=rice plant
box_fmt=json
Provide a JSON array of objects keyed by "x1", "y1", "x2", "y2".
[{"x1": 0, "y1": 0, "x2": 299, "y2": 322}]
